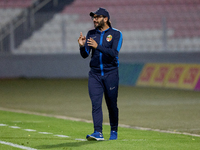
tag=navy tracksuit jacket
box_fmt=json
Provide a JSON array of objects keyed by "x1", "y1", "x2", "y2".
[{"x1": 80, "y1": 27, "x2": 123, "y2": 133}]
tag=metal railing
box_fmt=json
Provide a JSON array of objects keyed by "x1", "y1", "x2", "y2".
[{"x1": 0, "y1": 0, "x2": 57, "y2": 53}]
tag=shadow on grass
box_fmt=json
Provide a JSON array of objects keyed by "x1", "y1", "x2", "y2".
[{"x1": 36, "y1": 140, "x2": 103, "y2": 149}]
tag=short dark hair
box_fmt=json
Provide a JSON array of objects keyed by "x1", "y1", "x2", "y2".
[
  {"x1": 102, "y1": 15, "x2": 111, "y2": 27},
  {"x1": 107, "y1": 20, "x2": 111, "y2": 27}
]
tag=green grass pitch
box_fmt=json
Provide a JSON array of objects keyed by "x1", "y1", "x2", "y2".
[
  {"x1": 0, "y1": 110, "x2": 200, "y2": 150},
  {"x1": 0, "y1": 79, "x2": 200, "y2": 149}
]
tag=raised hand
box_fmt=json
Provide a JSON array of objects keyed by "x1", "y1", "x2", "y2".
[{"x1": 78, "y1": 32, "x2": 86, "y2": 47}]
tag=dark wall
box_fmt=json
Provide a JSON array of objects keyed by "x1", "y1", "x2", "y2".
[
  {"x1": 0, "y1": 52, "x2": 200, "y2": 78},
  {"x1": 0, "y1": 54, "x2": 90, "y2": 78}
]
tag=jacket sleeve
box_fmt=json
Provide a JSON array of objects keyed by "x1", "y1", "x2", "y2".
[
  {"x1": 80, "y1": 32, "x2": 91, "y2": 58},
  {"x1": 96, "y1": 30, "x2": 123, "y2": 58}
]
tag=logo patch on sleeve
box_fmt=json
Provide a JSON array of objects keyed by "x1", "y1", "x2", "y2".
[{"x1": 106, "y1": 35, "x2": 112, "y2": 42}]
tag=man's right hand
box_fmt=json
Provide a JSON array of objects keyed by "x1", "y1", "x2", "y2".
[{"x1": 78, "y1": 32, "x2": 86, "y2": 47}]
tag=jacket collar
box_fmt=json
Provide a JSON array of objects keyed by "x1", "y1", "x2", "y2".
[{"x1": 96, "y1": 27, "x2": 111, "y2": 33}]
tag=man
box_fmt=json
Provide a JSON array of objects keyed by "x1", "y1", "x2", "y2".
[{"x1": 78, "y1": 7, "x2": 123, "y2": 141}]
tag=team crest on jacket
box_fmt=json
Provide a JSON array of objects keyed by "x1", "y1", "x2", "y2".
[{"x1": 106, "y1": 35, "x2": 112, "y2": 42}]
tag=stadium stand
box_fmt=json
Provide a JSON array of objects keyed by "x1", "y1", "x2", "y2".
[
  {"x1": 1, "y1": 0, "x2": 199, "y2": 54},
  {"x1": 62, "y1": 0, "x2": 200, "y2": 37},
  {"x1": 61, "y1": 0, "x2": 200, "y2": 52},
  {"x1": 16, "y1": 14, "x2": 92, "y2": 54},
  {"x1": 0, "y1": 0, "x2": 35, "y2": 27},
  {"x1": 0, "y1": 0, "x2": 38, "y2": 52}
]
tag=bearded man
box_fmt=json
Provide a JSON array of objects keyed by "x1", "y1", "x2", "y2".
[{"x1": 78, "y1": 7, "x2": 123, "y2": 141}]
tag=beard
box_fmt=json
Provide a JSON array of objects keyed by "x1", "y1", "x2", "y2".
[{"x1": 94, "y1": 19, "x2": 105, "y2": 29}]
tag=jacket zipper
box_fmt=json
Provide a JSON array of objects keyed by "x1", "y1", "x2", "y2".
[{"x1": 99, "y1": 32, "x2": 105, "y2": 76}]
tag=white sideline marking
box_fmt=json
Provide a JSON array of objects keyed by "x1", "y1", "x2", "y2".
[
  {"x1": 0, "y1": 124, "x2": 7, "y2": 126},
  {"x1": 24, "y1": 129, "x2": 36, "y2": 132},
  {"x1": 9, "y1": 126, "x2": 21, "y2": 129},
  {"x1": 75, "y1": 138, "x2": 87, "y2": 141},
  {"x1": 1, "y1": 107, "x2": 200, "y2": 137},
  {"x1": 0, "y1": 140, "x2": 37, "y2": 150},
  {"x1": 54, "y1": 135, "x2": 70, "y2": 138},
  {"x1": 38, "y1": 132, "x2": 52, "y2": 134},
  {"x1": 1, "y1": 123, "x2": 72, "y2": 139}
]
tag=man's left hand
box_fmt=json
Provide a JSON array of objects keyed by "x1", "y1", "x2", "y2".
[{"x1": 87, "y1": 38, "x2": 98, "y2": 49}]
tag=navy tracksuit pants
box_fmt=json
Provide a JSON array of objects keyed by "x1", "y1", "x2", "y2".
[{"x1": 88, "y1": 70, "x2": 119, "y2": 133}]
